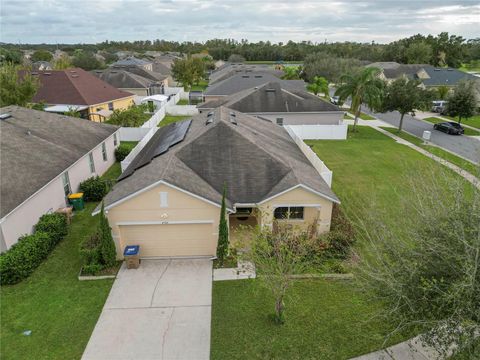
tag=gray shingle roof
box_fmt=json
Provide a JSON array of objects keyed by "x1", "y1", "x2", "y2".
[
  {"x1": 208, "y1": 63, "x2": 284, "y2": 84},
  {"x1": 111, "y1": 66, "x2": 167, "y2": 82},
  {"x1": 111, "y1": 56, "x2": 152, "y2": 67},
  {"x1": 101, "y1": 107, "x2": 338, "y2": 211},
  {"x1": 0, "y1": 106, "x2": 118, "y2": 218},
  {"x1": 199, "y1": 82, "x2": 340, "y2": 113},
  {"x1": 204, "y1": 72, "x2": 306, "y2": 96},
  {"x1": 91, "y1": 69, "x2": 156, "y2": 89}
]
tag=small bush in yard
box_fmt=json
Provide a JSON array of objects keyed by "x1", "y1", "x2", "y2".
[
  {"x1": 0, "y1": 232, "x2": 53, "y2": 285},
  {"x1": 99, "y1": 202, "x2": 117, "y2": 267},
  {"x1": 79, "y1": 176, "x2": 107, "y2": 202},
  {"x1": 35, "y1": 213, "x2": 68, "y2": 245},
  {"x1": 79, "y1": 232, "x2": 102, "y2": 266},
  {"x1": 115, "y1": 144, "x2": 132, "y2": 162}
]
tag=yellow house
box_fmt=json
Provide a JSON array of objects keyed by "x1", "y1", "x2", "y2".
[
  {"x1": 24, "y1": 68, "x2": 135, "y2": 122},
  {"x1": 94, "y1": 107, "x2": 339, "y2": 259}
]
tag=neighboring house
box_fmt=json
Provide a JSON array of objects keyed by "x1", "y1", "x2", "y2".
[
  {"x1": 95, "y1": 107, "x2": 339, "y2": 259},
  {"x1": 111, "y1": 56, "x2": 153, "y2": 71},
  {"x1": 91, "y1": 69, "x2": 167, "y2": 96},
  {"x1": 20, "y1": 68, "x2": 135, "y2": 121},
  {"x1": 367, "y1": 62, "x2": 478, "y2": 88},
  {"x1": 204, "y1": 72, "x2": 306, "y2": 102},
  {"x1": 208, "y1": 63, "x2": 284, "y2": 84},
  {"x1": 0, "y1": 106, "x2": 119, "y2": 252},
  {"x1": 32, "y1": 61, "x2": 52, "y2": 71},
  {"x1": 151, "y1": 61, "x2": 176, "y2": 86},
  {"x1": 199, "y1": 82, "x2": 343, "y2": 126}
]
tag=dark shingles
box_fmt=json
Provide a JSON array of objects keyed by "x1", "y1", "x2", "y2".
[
  {"x1": 102, "y1": 107, "x2": 338, "y2": 209},
  {"x1": 0, "y1": 106, "x2": 118, "y2": 217},
  {"x1": 91, "y1": 69, "x2": 156, "y2": 89}
]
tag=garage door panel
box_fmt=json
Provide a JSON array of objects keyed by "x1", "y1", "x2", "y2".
[{"x1": 119, "y1": 224, "x2": 215, "y2": 257}]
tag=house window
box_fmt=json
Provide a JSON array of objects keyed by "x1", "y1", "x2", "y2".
[
  {"x1": 274, "y1": 206, "x2": 304, "y2": 220},
  {"x1": 276, "y1": 118, "x2": 284, "y2": 125},
  {"x1": 159, "y1": 192, "x2": 168, "y2": 208},
  {"x1": 61, "y1": 172, "x2": 71, "y2": 196},
  {"x1": 113, "y1": 133, "x2": 118, "y2": 146},
  {"x1": 108, "y1": 102, "x2": 114, "y2": 111},
  {"x1": 88, "y1": 153, "x2": 95, "y2": 173},
  {"x1": 102, "y1": 142, "x2": 107, "y2": 161}
]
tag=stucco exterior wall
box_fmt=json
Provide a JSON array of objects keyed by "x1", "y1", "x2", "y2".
[
  {"x1": 259, "y1": 187, "x2": 334, "y2": 234},
  {"x1": 88, "y1": 96, "x2": 135, "y2": 122},
  {"x1": 0, "y1": 132, "x2": 119, "y2": 251},
  {"x1": 105, "y1": 183, "x2": 221, "y2": 258},
  {"x1": 254, "y1": 112, "x2": 343, "y2": 125}
]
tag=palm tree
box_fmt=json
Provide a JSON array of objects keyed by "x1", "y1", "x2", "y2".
[
  {"x1": 335, "y1": 67, "x2": 384, "y2": 132},
  {"x1": 307, "y1": 76, "x2": 329, "y2": 96}
]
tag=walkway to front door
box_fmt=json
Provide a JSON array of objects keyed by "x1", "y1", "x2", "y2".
[{"x1": 82, "y1": 259, "x2": 212, "y2": 360}]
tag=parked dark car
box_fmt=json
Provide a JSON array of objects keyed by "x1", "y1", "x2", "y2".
[{"x1": 433, "y1": 121, "x2": 464, "y2": 135}]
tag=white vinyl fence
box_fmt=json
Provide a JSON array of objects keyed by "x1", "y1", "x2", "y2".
[
  {"x1": 284, "y1": 126, "x2": 333, "y2": 187},
  {"x1": 165, "y1": 105, "x2": 198, "y2": 116},
  {"x1": 286, "y1": 124, "x2": 348, "y2": 140}
]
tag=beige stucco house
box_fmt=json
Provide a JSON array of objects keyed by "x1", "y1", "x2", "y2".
[
  {"x1": 96, "y1": 107, "x2": 339, "y2": 259},
  {"x1": 0, "y1": 106, "x2": 119, "y2": 251}
]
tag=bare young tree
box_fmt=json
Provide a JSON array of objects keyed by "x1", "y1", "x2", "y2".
[
  {"x1": 236, "y1": 219, "x2": 312, "y2": 324},
  {"x1": 355, "y1": 164, "x2": 479, "y2": 357}
]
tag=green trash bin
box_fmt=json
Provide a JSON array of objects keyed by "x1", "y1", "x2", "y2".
[{"x1": 68, "y1": 192, "x2": 85, "y2": 211}]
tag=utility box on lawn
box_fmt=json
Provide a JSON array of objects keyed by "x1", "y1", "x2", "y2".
[{"x1": 124, "y1": 245, "x2": 140, "y2": 269}]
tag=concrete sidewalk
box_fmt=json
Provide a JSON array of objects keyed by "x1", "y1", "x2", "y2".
[{"x1": 82, "y1": 259, "x2": 213, "y2": 360}]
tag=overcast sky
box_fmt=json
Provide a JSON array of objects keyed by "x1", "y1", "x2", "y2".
[{"x1": 1, "y1": 0, "x2": 479, "y2": 44}]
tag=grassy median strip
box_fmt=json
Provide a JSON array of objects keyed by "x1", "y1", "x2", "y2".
[{"x1": 381, "y1": 127, "x2": 478, "y2": 175}]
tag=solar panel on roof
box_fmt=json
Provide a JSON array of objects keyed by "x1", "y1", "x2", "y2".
[{"x1": 118, "y1": 119, "x2": 192, "y2": 181}]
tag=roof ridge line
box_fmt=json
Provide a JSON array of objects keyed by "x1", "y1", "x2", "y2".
[{"x1": 64, "y1": 69, "x2": 92, "y2": 105}]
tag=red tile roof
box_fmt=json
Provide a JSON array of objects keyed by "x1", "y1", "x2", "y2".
[{"x1": 21, "y1": 68, "x2": 134, "y2": 106}]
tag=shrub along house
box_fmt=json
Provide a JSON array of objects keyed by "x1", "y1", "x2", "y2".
[
  {"x1": 19, "y1": 68, "x2": 135, "y2": 121},
  {"x1": 0, "y1": 106, "x2": 119, "y2": 251},
  {"x1": 95, "y1": 107, "x2": 339, "y2": 259}
]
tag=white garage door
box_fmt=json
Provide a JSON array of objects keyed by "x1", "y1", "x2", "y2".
[{"x1": 119, "y1": 223, "x2": 216, "y2": 257}]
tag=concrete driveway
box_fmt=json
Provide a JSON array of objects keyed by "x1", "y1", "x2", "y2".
[{"x1": 82, "y1": 259, "x2": 212, "y2": 360}]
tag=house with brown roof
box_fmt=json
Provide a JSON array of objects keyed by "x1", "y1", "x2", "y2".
[{"x1": 21, "y1": 68, "x2": 135, "y2": 121}]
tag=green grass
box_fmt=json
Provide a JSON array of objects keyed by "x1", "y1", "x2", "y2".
[
  {"x1": 176, "y1": 99, "x2": 189, "y2": 105},
  {"x1": 348, "y1": 111, "x2": 376, "y2": 120},
  {"x1": 0, "y1": 163, "x2": 123, "y2": 359},
  {"x1": 381, "y1": 127, "x2": 479, "y2": 175},
  {"x1": 190, "y1": 79, "x2": 209, "y2": 92},
  {"x1": 120, "y1": 141, "x2": 138, "y2": 150},
  {"x1": 442, "y1": 115, "x2": 480, "y2": 130},
  {"x1": 423, "y1": 117, "x2": 480, "y2": 136},
  {"x1": 211, "y1": 279, "x2": 410, "y2": 360},
  {"x1": 158, "y1": 115, "x2": 191, "y2": 127},
  {"x1": 0, "y1": 202, "x2": 113, "y2": 360}
]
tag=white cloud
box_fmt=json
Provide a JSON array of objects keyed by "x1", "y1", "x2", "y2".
[{"x1": 0, "y1": 0, "x2": 478, "y2": 44}]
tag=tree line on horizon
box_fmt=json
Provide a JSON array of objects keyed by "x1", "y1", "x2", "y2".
[{"x1": 1, "y1": 32, "x2": 479, "y2": 68}]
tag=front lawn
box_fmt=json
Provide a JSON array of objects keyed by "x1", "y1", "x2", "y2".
[
  {"x1": 158, "y1": 114, "x2": 191, "y2": 127},
  {"x1": 0, "y1": 202, "x2": 113, "y2": 360},
  {"x1": 423, "y1": 117, "x2": 480, "y2": 136},
  {"x1": 381, "y1": 127, "x2": 478, "y2": 175},
  {"x1": 0, "y1": 163, "x2": 123, "y2": 360},
  {"x1": 176, "y1": 99, "x2": 189, "y2": 105},
  {"x1": 211, "y1": 279, "x2": 410, "y2": 360},
  {"x1": 347, "y1": 111, "x2": 376, "y2": 120}
]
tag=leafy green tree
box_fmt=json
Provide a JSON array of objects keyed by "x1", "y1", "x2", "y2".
[
  {"x1": 216, "y1": 183, "x2": 229, "y2": 266},
  {"x1": 335, "y1": 67, "x2": 384, "y2": 132},
  {"x1": 0, "y1": 48, "x2": 22, "y2": 64},
  {"x1": 31, "y1": 50, "x2": 53, "y2": 62},
  {"x1": 436, "y1": 85, "x2": 450, "y2": 100},
  {"x1": 171, "y1": 57, "x2": 206, "y2": 90},
  {"x1": 53, "y1": 54, "x2": 71, "y2": 69},
  {"x1": 357, "y1": 165, "x2": 480, "y2": 358},
  {"x1": 71, "y1": 50, "x2": 102, "y2": 70},
  {"x1": 303, "y1": 52, "x2": 362, "y2": 83},
  {"x1": 106, "y1": 104, "x2": 150, "y2": 127},
  {"x1": 445, "y1": 80, "x2": 477, "y2": 124},
  {"x1": 306, "y1": 76, "x2": 329, "y2": 96},
  {"x1": 99, "y1": 202, "x2": 117, "y2": 268},
  {"x1": 381, "y1": 77, "x2": 432, "y2": 132},
  {"x1": 0, "y1": 63, "x2": 39, "y2": 107},
  {"x1": 405, "y1": 41, "x2": 433, "y2": 64},
  {"x1": 282, "y1": 66, "x2": 301, "y2": 80}
]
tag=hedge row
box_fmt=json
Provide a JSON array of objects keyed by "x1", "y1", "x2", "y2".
[
  {"x1": 79, "y1": 176, "x2": 108, "y2": 202},
  {"x1": 0, "y1": 213, "x2": 68, "y2": 285}
]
